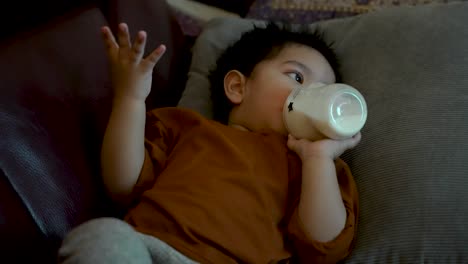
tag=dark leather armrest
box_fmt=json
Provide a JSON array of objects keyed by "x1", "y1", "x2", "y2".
[{"x1": 0, "y1": 0, "x2": 189, "y2": 262}]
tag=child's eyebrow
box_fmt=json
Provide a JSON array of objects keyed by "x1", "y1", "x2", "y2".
[{"x1": 283, "y1": 60, "x2": 312, "y2": 76}]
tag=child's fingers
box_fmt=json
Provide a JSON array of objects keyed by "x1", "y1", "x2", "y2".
[
  {"x1": 130, "y1": 31, "x2": 147, "y2": 63},
  {"x1": 101, "y1": 26, "x2": 118, "y2": 60},
  {"x1": 143, "y1": 44, "x2": 166, "y2": 68},
  {"x1": 341, "y1": 132, "x2": 362, "y2": 150},
  {"x1": 117, "y1": 23, "x2": 131, "y2": 55},
  {"x1": 286, "y1": 134, "x2": 300, "y2": 152},
  {"x1": 351, "y1": 132, "x2": 362, "y2": 146}
]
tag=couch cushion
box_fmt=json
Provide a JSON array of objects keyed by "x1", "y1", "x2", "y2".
[
  {"x1": 178, "y1": 2, "x2": 468, "y2": 262},
  {"x1": 321, "y1": 3, "x2": 468, "y2": 263},
  {"x1": 178, "y1": 18, "x2": 259, "y2": 117}
]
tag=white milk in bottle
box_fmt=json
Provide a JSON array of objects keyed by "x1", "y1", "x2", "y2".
[{"x1": 283, "y1": 83, "x2": 367, "y2": 141}]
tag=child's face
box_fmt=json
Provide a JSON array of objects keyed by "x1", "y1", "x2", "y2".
[{"x1": 227, "y1": 44, "x2": 336, "y2": 135}]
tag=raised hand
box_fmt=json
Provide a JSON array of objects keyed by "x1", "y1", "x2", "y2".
[{"x1": 101, "y1": 23, "x2": 166, "y2": 102}]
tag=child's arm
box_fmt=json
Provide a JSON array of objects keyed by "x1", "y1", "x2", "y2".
[
  {"x1": 287, "y1": 133, "x2": 361, "y2": 242},
  {"x1": 100, "y1": 23, "x2": 166, "y2": 205}
]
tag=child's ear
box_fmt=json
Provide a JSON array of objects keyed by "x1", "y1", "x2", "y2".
[{"x1": 224, "y1": 70, "x2": 246, "y2": 104}]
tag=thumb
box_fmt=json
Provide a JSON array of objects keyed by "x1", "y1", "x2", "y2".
[{"x1": 342, "y1": 132, "x2": 362, "y2": 150}]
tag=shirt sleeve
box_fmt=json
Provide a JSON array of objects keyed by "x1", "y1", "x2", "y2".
[
  {"x1": 286, "y1": 158, "x2": 359, "y2": 264},
  {"x1": 129, "y1": 109, "x2": 176, "y2": 201}
]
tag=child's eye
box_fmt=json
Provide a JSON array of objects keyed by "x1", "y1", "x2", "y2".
[{"x1": 286, "y1": 72, "x2": 304, "y2": 84}]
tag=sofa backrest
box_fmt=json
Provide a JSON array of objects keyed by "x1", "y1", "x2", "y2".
[{"x1": 0, "y1": 0, "x2": 189, "y2": 262}]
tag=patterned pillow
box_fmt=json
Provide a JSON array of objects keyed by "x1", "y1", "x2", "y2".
[{"x1": 247, "y1": 0, "x2": 466, "y2": 23}]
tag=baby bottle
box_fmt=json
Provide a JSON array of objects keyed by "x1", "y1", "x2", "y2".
[{"x1": 283, "y1": 82, "x2": 367, "y2": 141}]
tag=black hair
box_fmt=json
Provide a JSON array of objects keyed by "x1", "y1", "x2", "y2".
[{"x1": 208, "y1": 22, "x2": 341, "y2": 124}]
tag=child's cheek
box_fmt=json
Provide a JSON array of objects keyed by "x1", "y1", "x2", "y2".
[{"x1": 277, "y1": 91, "x2": 292, "y2": 113}]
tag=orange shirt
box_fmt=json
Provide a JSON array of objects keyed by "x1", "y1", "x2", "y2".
[{"x1": 125, "y1": 108, "x2": 359, "y2": 264}]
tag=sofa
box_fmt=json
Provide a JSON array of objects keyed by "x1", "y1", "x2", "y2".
[{"x1": 1, "y1": 0, "x2": 467, "y2": 263}]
